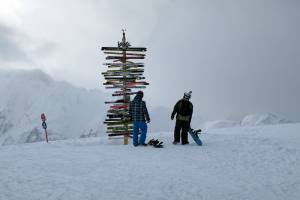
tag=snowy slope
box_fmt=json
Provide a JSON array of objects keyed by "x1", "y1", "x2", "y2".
[
  {"x1": 241, "y1": 113, "x2": 292, "y2": 126},
  {"x1": 204, "y1": 113, "x2": 292, "y2": 129},
  {"x1": 0, "y1": 123, "x2": 299, "y2": 200},
  {"x1": 204, "y1": 120, "x2": 241, "y2": 129},
  {"x1": 0, "y1": 69, "x2": 106, "y2": 145}
]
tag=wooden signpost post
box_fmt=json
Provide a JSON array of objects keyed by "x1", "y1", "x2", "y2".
[{"x1": 101, "y1": 30, "x2": 148, "y2": 145}]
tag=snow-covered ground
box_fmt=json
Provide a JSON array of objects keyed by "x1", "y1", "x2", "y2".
[{"x1": 1, "y1": 123, "x2": 299, "y2": 200}]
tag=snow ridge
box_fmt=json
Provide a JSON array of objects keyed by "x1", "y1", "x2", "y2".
[
  {"x1": 205, "y1": 113, "x2": 292, "y2": 129},
  {"x1": 0, "y1": 69, "x2": 106, "y2": 145}
]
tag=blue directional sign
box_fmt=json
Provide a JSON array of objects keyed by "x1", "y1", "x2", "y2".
[{"x1": 42, "y1": 122, "x2": 47, "y2": 129}]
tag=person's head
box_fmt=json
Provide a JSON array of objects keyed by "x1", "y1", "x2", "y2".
[
  {"x1": 183, "y1": 91, "x2": 192, "y2": 100},
  {"x1": 136, "y1": 90, "x2": 144, "y2": 98}
]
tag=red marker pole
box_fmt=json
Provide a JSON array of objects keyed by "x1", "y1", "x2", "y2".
[
  {"x1": 44, "y1": 129, "x2": 49, "y2": 143},
  {"x1": 41, "y1": 113, "x2": 48, "y2": 143}
]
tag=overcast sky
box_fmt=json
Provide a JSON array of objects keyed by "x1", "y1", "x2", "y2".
[{"x1": 1, "y1": 0, "x2": 300, "y2": 121}]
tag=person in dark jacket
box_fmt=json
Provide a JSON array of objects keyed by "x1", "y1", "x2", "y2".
[
  {"x1": 129, "y1": 91, "x2": 150, "y2": 146},
  {"x1": 171, "y1": 91, "x2": 193, "y2": 145}
]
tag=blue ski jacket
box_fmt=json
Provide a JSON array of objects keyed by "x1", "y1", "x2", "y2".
[{"x1": 129, "y1": 95, "x2": 150, "y2": 122}]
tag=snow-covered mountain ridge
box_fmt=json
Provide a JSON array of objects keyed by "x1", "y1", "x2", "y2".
[
  {"x1": 204, "y1": 112, "x2": 292, "y2": 129},
  {"x1": 0, "y1": 69, "x2": 294, "y2": 145},
  {"x1": 0, "y1": 69, "x2": 106, "y2": 145}
]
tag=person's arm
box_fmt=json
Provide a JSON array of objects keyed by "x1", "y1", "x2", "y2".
[
  {"x1": 189, "y1": 103, "x2": 193, "y2": 123},
  {"x1": 171, "y1": 101, "x2": 179, "y2": 120},
  {"x1": 143, "y1": 101, "x2": 150, "y2": 122},
  {"x1": 129, "y1": 101, "x2": 133, "y2": 121}
]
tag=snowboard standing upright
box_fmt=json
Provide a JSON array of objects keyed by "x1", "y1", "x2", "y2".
[{"x1": 189, "y1": 129, "x2": 202, "y2": 146}]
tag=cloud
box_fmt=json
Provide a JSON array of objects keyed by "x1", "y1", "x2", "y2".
[
  {"x1": 0, "y1": 0, "x2": 300, "y2": 122},
  {"x1": 0, "y1": 24, "x2": 30, "y2": 63},
  {"x1": 0, "y1": 22, "x2": 58, "y2": 72},
  {"x1": 146, "y1": 0, "x2": 300, "y2": 121}
]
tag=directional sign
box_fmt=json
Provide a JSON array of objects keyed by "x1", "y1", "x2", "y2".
[
  {"x1": 42, "y1": 122, "x2": 47, "y2": 129},
  {"x1": 40, "y1": 113, "x2": 49, "y2": 143}
]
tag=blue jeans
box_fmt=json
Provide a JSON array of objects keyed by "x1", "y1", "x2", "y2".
[{"x1": 133, "y1": 121, "x2": 147, "y2": 146}]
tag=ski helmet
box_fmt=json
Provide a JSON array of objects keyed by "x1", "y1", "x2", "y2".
[{"x1": 183, "y1": 91, "x2": 192, "y2": 99}]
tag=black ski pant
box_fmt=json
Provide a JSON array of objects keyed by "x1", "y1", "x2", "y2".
[{"x1": 174, "y1": 120, "x2": 190, "y2": 143}]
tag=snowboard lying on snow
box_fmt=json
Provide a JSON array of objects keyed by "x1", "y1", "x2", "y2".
[{"x1": 189, "y1": 128, "x2": 203, "y2": 146}]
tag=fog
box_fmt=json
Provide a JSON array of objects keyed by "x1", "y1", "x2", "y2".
[{"x1": 1, "y1": 0, "x2": 299, "y2": 121}]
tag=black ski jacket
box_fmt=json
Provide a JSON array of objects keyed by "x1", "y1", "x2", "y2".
[{"x1": 171, "y1": 98, "x2": 193, "y2": 122}]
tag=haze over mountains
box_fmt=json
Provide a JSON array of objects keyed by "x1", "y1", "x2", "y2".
[
  {"x1": 0, "y1": 69, "x2": 105, "y2": 145},
  {"x1": 0, "y1": 69, "x2": 293, "y2": 145}
]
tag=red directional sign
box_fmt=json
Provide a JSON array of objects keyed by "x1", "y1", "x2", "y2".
[{"x1": 41, "y1": 113, "x2": 46, "y2": 122}]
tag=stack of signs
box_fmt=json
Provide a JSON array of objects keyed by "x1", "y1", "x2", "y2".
[{"x1": 101, "y1": 30, "x2": 148, "y2": 144}]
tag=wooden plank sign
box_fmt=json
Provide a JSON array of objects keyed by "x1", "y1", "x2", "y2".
[{"x1": 101, "y1": 30, "x2": 148, "y2": 145}]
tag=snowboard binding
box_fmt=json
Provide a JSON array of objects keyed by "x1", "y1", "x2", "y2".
[
  {"x1": 190, "y1": 128, "x2": 202, "y2": 135},
  {"x1": 148, "y1": 138, "x2": 164, "y2": 148}
]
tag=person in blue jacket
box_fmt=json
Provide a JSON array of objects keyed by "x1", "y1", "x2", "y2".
[{"x1": 129, "y1": 91, "x2": 150, "y2": 146}]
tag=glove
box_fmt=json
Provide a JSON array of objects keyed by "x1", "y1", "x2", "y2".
[
  {"x1": 171, "y1": 115, "x2": 174, "y2": 120},
  {"x1": 147, "y1": 119, "x2": 151, "y2": 123},
  {"x1": 126, "y1": 116, "x2": 132, "y2": 121}
]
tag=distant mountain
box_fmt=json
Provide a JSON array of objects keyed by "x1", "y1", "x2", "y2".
[
  {"x1": 204, "y1": 113, "x2": 292, "y2": 129},
  {"x1": 0, "y1": 69, "x2": 106, "y2": 145},
  {"x1": 0, "y1": 69, "x2": 178, "y2": 145},
  {"x1": 204, "y1": 120, "x2": 241, "y2": 129},
  {"x1": 2, "y1": 70, "x2": 291, "y2": 145},
  {"x1": 241, "y1": 113, "x2": 292, "y2": 126}
]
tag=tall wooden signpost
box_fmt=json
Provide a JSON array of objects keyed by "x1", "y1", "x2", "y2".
[{"x1": 101, "y1": 30, "x2": 148, "y2": 145}]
